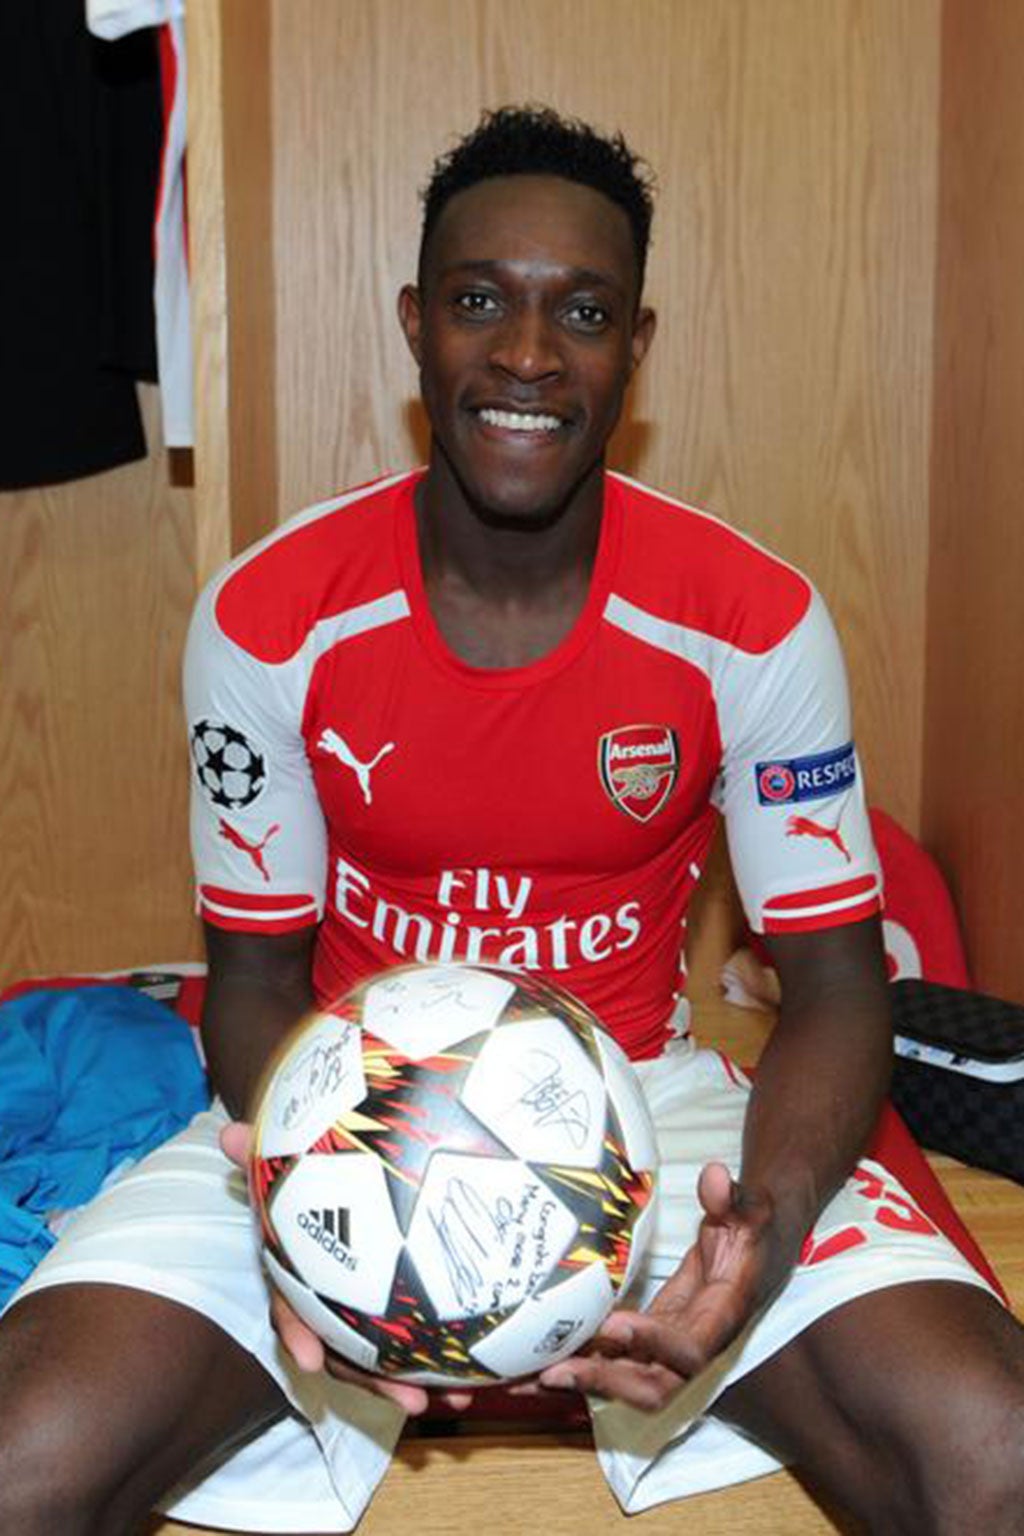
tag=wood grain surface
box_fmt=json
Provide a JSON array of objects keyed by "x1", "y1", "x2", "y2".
[
  {"x1": 151, "y1": 1440, "x2": 850, "y2": 1536},
  {"x1": 0, "y1": 388, "x2": 202, "y2": 987},
  {"x1": 185, "y1": 0, "x2": 233, "y2": 588},
  {"x1": 924, "y1": 0, "x2": 1024, "y2": 1001},
  {"x1": 187, "y1": 0, "x2": 279, "y2": 573}
]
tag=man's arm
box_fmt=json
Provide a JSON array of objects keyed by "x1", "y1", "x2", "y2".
[
  {"x1": 738, "y1": 915, "x2": 891, "y2": 1294},
  {"x1": 538, "y1": 916, "x2": 892, "y2": 1406},
  {"x1": 201, "y1": 923, "x2": 318, "y2": 1119}
]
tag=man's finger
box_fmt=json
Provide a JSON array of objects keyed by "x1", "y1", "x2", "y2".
[
  {"x1": 219, "y1": 1120, "x2": 254, "y2": 1167},
  {"x1": 322, "y1": 1356, "x2": 429, "y2": 1416},
  {"x1": 269, "y1": 1289, "x2": 434, "y2": 1414},
  {"x1": 540, "y1": 1354, "x2": 683, "y2": 1411},
  {"x1": 696, "y1": 1160, "x2": 735, "y2": 1218},
  {"x1": 270, "y1": 1290, "x2": 325, "y2": 1373},
  {"x1": 643, "y1": 1245, "x2": 704, "y2": 1316},
  {"x1": 608, "y1": 1299, "x2": 743, "y2": 1376}
]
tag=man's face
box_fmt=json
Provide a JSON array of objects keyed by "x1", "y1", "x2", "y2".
[{"x1": 399, "y1": 174, "x2": 655, "y2": 526}]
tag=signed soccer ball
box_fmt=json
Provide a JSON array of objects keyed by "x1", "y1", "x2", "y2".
[{"x1": 249, "y1": 963, "x2": 659, "y2": 1386}]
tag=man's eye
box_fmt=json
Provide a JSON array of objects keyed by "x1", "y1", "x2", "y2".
[
  {"x1": 454, "y1": 292, "x2": 500, "y2": 317},
  {"x1": 567, "y1": 302, "x2": 610, "y2": 330}
]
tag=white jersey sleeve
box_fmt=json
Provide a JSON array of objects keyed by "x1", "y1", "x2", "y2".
[
  {"x1": 183, "y1": 575, "x2": 326, "y2": 935},
  {"x1": 712, "y1": 587, "x2": 882, "y2": 935}
]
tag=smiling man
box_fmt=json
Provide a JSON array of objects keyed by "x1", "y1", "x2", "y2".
[{"x1": 3, "y1": 106, "x2": 1024, "y2": 1536}]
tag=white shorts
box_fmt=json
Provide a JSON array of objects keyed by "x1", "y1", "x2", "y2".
[{"x1": 3, "y1": 1040, "x2": 997, "y2": 1531}]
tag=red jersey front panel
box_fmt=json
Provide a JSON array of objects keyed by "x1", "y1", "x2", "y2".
[{"x1": 185, "y1": 471, "x2": 881, "y2": 1059}]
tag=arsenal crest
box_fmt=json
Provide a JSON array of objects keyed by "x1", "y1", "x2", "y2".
[{"x1": 598, "y1": 725, "x2": 679, "y2": 823}]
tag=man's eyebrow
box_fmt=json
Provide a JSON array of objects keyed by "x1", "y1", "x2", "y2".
[{"x1": 438, "y1": 258, "x2": 626, "y2": 294}]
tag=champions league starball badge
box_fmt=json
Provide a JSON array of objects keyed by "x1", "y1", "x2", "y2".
[{"x1": 190, "y1": 718, "x2": 268, "y2": 811}]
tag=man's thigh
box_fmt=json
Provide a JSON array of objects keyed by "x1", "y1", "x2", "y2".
[
  {"x1": 0, "y1": 1105, "x2": 294, "y2": 1530},
  {"x1": 0, "y1": 1281, "x2": 285, "y2": 1530},
  {"x1": 714, "y1": 1280, "x2": 1024, "y2": 1527}
]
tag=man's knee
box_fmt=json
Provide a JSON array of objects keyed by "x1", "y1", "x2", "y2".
[
  {"x1": 875, "y1": 1352, "x2": 1024, "y2": 1536},
  {"x1": 1, "y1": 1282, "x2": 287, "y2": 1536},
  {"x1": 0, "y1": 1382, "x2": 114, "y2": 1535},
  {"x1": 922, "y1": 1375, "x2": 1024, "y2": 1533},
  {"x1": 720, "y1": 1286, "x2": 1024, "y2": 1533}
]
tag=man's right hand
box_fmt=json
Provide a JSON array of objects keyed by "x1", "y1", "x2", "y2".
[{"x1": 219, "y1": 1120, "x2": 474, "y2": 1417}]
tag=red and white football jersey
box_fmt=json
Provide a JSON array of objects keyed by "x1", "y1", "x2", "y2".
[{"x1": 185, "y1": 470, "x2": 881, "y2": 1059}]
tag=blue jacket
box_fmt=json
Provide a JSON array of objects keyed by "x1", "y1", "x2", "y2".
[{"x1": 0, "y1": 985, "x2": 210, "y2": 1306}]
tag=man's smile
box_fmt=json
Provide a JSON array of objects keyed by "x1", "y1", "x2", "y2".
[
  {"x1": 469, "y1": 403, "x2": 573, "y2": 444},
  {"x1": 476, "y1": 407, "x2": 564, "y2": 433}
]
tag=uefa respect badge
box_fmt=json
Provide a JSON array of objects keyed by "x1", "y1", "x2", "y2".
[{"x1": 755, "y1": 743, "x2": 856, "y2": 806}]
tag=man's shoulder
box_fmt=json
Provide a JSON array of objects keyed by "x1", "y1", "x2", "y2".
[
  {"x1": 204, "y1": 470, "x2": 417, "y2": 664},
  {"x1": 609, "y1": 472, "x2": 814, "y2": 656}
]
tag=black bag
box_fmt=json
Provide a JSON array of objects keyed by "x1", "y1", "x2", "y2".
[{"x1": 890, "y1": 978, "x2": 1024, "y2": 1184}]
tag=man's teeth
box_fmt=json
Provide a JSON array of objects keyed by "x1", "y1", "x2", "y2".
[{"x1": 477, "y1": 408, "x2": 562, "y2": 433}]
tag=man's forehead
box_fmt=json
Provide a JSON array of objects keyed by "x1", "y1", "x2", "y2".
[
  {"x1": 423, "y1": 173, "x2": 636, "y2": 290},
  {"x1": 436, "y1": 255, "x2": 628, "y2": 298}
]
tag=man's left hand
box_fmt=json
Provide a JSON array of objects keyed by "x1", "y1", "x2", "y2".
[{"x1": 536, "y1": 1161, "x2": 786, "y2": 1411}]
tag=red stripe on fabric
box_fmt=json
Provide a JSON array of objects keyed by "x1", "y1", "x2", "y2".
[
  {"x1": 764, "y1": 876, "x2": 878, "y2": 913},
  {"x1": 866, "y1": 1103, "x2": 1007, "y2": 1301},
  {"x1": 154, "y1": 25, "x2": 177, "y2": 258},
  {"x1": 175, "y1": 975, "x2": 205, "y2": 1027},
  {"x1": 1, "y1": 975, "x2": 110, "y2": 1005},
  {"x1": 715, "y1": 1050, "x2": 749, "y2": 1088},
  {"x1": 199, "y1": 885, "x2": 316, "y2": 913},
  {"x1": 763, "y1": 897, "x2": 882, "y2": 934},
  {"x1": 800, "y1": 1226, "x2": 869, "y2": 1266},
  {"x1": 199, "y1": 904, "x2": 318, "y2": 936}
]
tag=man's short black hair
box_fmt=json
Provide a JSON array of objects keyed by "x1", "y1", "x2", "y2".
[{"x1": 419, "y1": 104, "x2": 655, "y2": 293}]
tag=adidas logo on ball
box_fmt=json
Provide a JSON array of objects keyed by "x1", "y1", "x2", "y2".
[{"x1": 297, "y1": 1207, "x2": 355, "y2": 1269}]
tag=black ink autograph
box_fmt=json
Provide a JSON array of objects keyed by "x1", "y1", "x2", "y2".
[
  {"x1": 428, "y1": 1178, "x2": 557, "y2": 1312},
  {"x1": 375, "y1": 975, "x2": 480, "y2": 1015},
  {"x1": 516, "y1": 1049, "x2": 592, "y2": 1149},
  {"x1": 279, "y1": 1029, "x2": 354, "y2": 1130}
]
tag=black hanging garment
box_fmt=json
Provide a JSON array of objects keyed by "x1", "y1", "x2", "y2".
[{"x1": 0, "y1": 4, "x2": 162, "y2": 489}]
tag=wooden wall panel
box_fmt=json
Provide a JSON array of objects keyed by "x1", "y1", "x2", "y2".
[
  {"x1": 924, "y1": 0, "x2": 1024, "y2": 1000},
  {"x1": 187, "y1": 0, "x2": 277, "y2": 576},
  {"x1": 269, "y1": 0, "x2": 940, "y2": 831},
  {"x1": 0, "y1": 388, "x2": 201, "y2": 987},
  {"x1": 186, "y1": 0, "x2": 233, "y2": 588}
]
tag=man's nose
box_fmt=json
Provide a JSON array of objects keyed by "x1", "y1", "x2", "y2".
[{"x1": 489, "y1": 306, "x2": 563, "y2": 381}]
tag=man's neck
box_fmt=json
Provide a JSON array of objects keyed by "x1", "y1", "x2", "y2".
[
  {"x1": 413, "y1": 452, "x2": 605, "y2": 598},
  {"x1": 412, "y1": 454, "x2": 606, "y2": 668}
]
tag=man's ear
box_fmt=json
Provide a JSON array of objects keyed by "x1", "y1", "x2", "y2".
[
  {"x1": 397, "y1": 284, "x2": 424, "y2": 365},
  {"x1": 630, "y1": 306, "x2": 657, "y2": 374}
]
